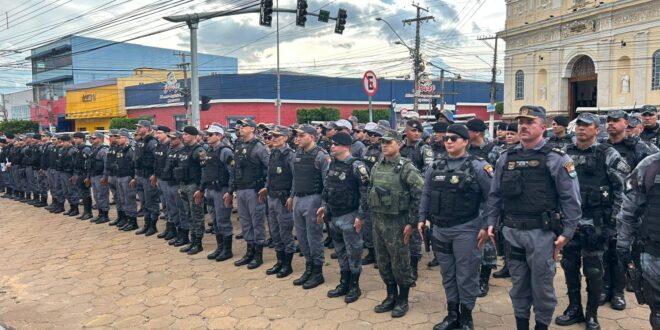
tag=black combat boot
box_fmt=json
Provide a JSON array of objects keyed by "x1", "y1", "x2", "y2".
[
  {"x1": 164, "y1": 223, "x2": 178, "y2": 241},
  {"x1": 207, "y1": 234, "x2": 224, "y2": 260},
  {"x1": 459, "y1": 303, "x2": 474, "y2": 330},
  {"x1": 302, "y1": 264, "x2": 324, "y2": 289},
  {"x1": 391, "y1": 285, "x2": 410, "y2": 318},
  {"x1": 293, "y1": 262, "x2": 313, "y2": 286},
  {"x1": 37, "y1": 194, "x2": 48, "y2": 207},
  {"x1": 493, "y1": 263, "x2": 511, "y2": 278},
  {"x1": 158, "y1": 222, "x2": 172, "y2": 239},
  {"x1": 534, "y1": 322, "x2": 548, "y2": 330},
  {"x1": 135, "y1": 214, "x2": 150, "y2": 235},
  {"x1": 25, "y1": 192, "x2": 34, "y2": 204},
  {"x1": 433, "y1": 302, "x2": 460, "y2": 330},
  {"x1": 362, "y1": 248, "x2": 376, "y2": 265},
  {"x1": 276, "y1": 252, "x2": 293, "y2": 278},
  {"x1": 145, "y1": 215, "x2": 158, "y2": 236},
  {"x1": 585, "y1": 292, "x2": 601, "y2": 330},
  {"x1": 515, "y1": 317, "x2": 529, "y2": 330},
  {"x1": 478, "y1": 266, "x2": 492, "y2": 297},
  {"x1": 173, "y1": 228, "x2": 190, "y2": 247},
  {"x1": 555, "y1": 289, "x2": 585, "y2": 326},
  {"x1": 428, "y1": 257, "x2": 440, "y2": 268},
  {"x1": 67, "y1": 204, "x2": 80, "y2": 217},
  {"x1": 121, "y1": 216, "x2": 139, "y2": 231},
  {"x1": 180, "y1": 234, "x2": 196, "y2": 253},
  {"x1": 234, "y1": 244, "x2": 255, "y2": 267},
  {"x1": 109, "y1": 211, "x2": 123, "y2": 226},
  {"x1": 247, "y1": 244, "x2": 264, "y2": 269},
  {"x1": 45, "y1": 196, "x2": 56, "y2": 210},
  {"x1": 95, "y1": 210, "x2": 110, "y2": 224},
  {"x1": 344, "y1": 272, "x2": 361, "y2": 304},
  {"x1": 610, "y1": 292, "x2": 626, "y2": 310},
  {"x1": 410, "y1": 256, "x2": 419, "y2": 287},
  {"x1": 216, "y1": 235, "x2": 233, "y2": 261},
  {"x1": 186, "y1": 235, "x2": 203, "y2": 255},
  {"x1": 266, "y1": 250, "x2": 284, "y2": 275},
  {"x1": 79, "y1": 197, "x2": 93, "y2": 220},
  {"x1": 51, "y1": 201, "x2": 65, "y2": 214},
  {"x1": 327, "y1": 271, "x2": 350, "y2": 298},
  {"x1": 374, "y1": 283, "x2": 398, "y2": 313}
]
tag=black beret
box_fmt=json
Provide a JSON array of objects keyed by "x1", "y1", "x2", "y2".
[
  {"x1": 331, "y1": 132, "x2": 353, "y2": 147},
  {"x1": 506, "y1": 123, "x2": 518, "y2": 132},
  {"x1": 59, "y1": 135, "x2": 71, "y2": 141},
  {"x1": 466, "y1": 118, "x2": 487, "y2": 132},
  {"x1": 496, "y1": 122, "x2": 508, "y2": 130},
  {"x1": 553, "y1": 115, "x2": 569, "y2": 127},
  {"x1": 183, "y1": 126, "x2": 199, "y2": 136},
  {"x1": 73, "y1": 132, "x2": 86, "y2": 139},
  {"x1": 432, "y1": 122, "x2": 449, "y2": 133},
  {"x1": 5, "y1": 133, "x2": 15, "y2": 139},
  {"x1": 446, "y1": 124, "x2": 469, "y2": 140},
  {"x1": 156, "y1": 125, "x2": 171, "y2": 133},
  {"x1": 406, "y1": 119, "x2": 423, "y2": 132}
]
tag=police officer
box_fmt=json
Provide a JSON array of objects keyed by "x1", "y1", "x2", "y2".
[
  {"x1": 87, "y1": 132, "x2": 110, "y2": 224},
  {"x1": 49, "y1": 136, "x2": 66, "y2": 214},
  {"x1": 616, "y1": 152, "x2": 660, "y2": 330},
  {"x1": 317, "y1": 123, "x2": 333, "y2": 153},
  {"x1": 115, "y1": 130, "x2": 139, "y2": 231},
  {"x1": 174, "y1": 126, "x2": 206, "y2": 255},
  {"x1": 546, "y1": 115, "x2": 574, "y2": 149},
  {"x1": 71, "y1": 132, "x2": 93, "y2": 220},
  {"x1": 555, "y1": 112, "x2": 628, "y2": 329},
  {"x1": 152, "y1": 126, "x2": 172, "y2": 237},
  {"x1": 495, "y1": 122, "x2": 508, "y2": 147},
  {"x1": 3, "y1": 134, "x2": 17, "y2": 199},
  {"x1": 231, "y1": 118, "x2": 269, "y2": 269},
  {"x1": 336, "y1": 119, "x2": 366, "y2": 159},
  {"x1": 505, "y1": 123, "x2": 521, "y2": 147},
  {"x1": 369, "y1": 129, "x2": 424, "y2": 318},
  {"x1": 321, "y1": 132, "x2": 370, "y2": 303},
  {"x1": 164, "y1": 131, "x2": 187, "y2": 246},
  {"x1": 430, "y1": 122, "x2": 449, "y2": 157},
  {"x1": 131, "y1": 120, "x2": 160, "y2": 236},
  {"x1": 22, "y1": 134, "x2": 36, "y2": 204},
  {"x1": 288, "y1": 124, "x2": 330, "y2": 289},
  {"x1": 627, "y1": 115, "x2": 644, "y2": 137},
  {"x1": 57, "y1": 135, "x2": 81, "y2": 216},
  {"x1": 419, "y1": 124, "x2": 493, "y2": 330},
  {"x1": 35, "y1": 133, "x2": 50, "y2": 208},
  {"x1": 200, "y1": 125, "x2": 235, "y2": 262},
  {"x1": 361, "y1": 126, "x2": 384, "y2": 266},
  {"x1": 486, "y1": 106, "x2": 581, "y2": 330},
  {"x1": 104, "y1": 130, "x2": 124, "y2": 225},
  {"x1": 259, "y1": 126, "x2": 296, "y2": 277},
  {"x1": 640, "y1": 105, "x2": 660, "y2": 147}
]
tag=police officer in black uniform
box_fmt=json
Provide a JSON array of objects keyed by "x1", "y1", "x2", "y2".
[
  {"x1": 430, "y1": 122, "x2": 448, "y2": 157},
  {"x1": 87, "y1": 132, "x2": 109, "y2": 224},
  {"x1": 152, "y1": 126, "x2": 172, "y2": 238},
  {"x1": 72, "y1": 132, "x2": 93, "y2": 220},
  {"x1": 640, "y1": 105, "x2": 660, "y2": 147},
  {"x1": 546, "y1": 115, "x2": 574, "y2": 149},
  {"x1": 131, "y1": 120, "x2": 160, "y2": 236}
]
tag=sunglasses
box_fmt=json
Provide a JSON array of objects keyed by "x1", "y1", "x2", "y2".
[
  {"x1": 367, "y1": 132, "x2": 381, "y2": 137},
  {"x1": 442, "y1": 135, "x2": 462, "y2": 142}
]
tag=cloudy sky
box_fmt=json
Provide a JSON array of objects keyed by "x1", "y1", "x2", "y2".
[{"x1": 0, "y1": 0, "x2": 506, "y2": 94}]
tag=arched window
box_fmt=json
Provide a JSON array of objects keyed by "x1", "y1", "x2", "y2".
[
  {"x1": 653, "y1": 50, "x2": 660, "y2": 90},
  {"x1": 515, "y1": 70, "x2": 524, "y2": 100}
]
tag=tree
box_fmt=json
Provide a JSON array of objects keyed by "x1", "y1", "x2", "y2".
[
  {"x1": 496, "y1": 102, "x2": 504, "y2": 115},
  {"x1": 0, "y1": 120, "x2": 40, "y2": 135},
  {"x1": 351, "y1": 109, "x2": 390, "y2": 123},
  {"x1": 109, "y1": 117, "x2": 140, "y2": 130},
  {"x1": 296, "y1": 107, "x2": 340, "y2": 123}
]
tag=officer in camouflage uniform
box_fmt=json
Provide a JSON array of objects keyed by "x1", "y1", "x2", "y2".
[
  {"x1": 486, "y1": 106, "x2": 581, "y2": 330},
  {"x1": 617, "y1": 152, "x2": 660, "y2": 330},
  {"x1": 322, "y1": 132, "x2": 370, "y2": 304},
  {"x1": 370, "y1": 129, "x2": 424, "y2": 318},
  {"x1": 627, "y1": 115, "x2": 644, "y2": 137},
  {"x1": 361, "y1": 124, "x2": 384, "y2": 266},
  {"x1": 87, "y1": 132, "x2": 109, "y2": 224},
  {"x1": 546, "y1": 115, "x2": 574, "y2": 149},
  {"x1": 419, "y1": 124, "x2": 493, "y2": 330}
]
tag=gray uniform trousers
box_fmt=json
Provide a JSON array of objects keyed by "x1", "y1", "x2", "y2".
[
  {"x1": 160, "y1": 180, "x2": 183, "y2": 227},
  {"x1": 237, "y1": 189, "x2": 266, "y2": 245},
  {"x1": 12, "y1": 166, "x2": 24, "y2": 192},
  {"x1": 47, "y1": 169, "x2": 62, "y2": 202},
  {"x1": 59, "y1": 172, "x2": 79, "y2": 205},
  {"x1": 293, "y1": 194, "x2": 325, "y2": 266},
  {"x1": 267, "y1": 196, "x2": 295, "y2": 253},
  {"x1": 432, "y1": 219, "x2": 482, "y2": 309},
  {"x1": 180, "y1": 183, "x2": 203, "y2": 236},
  {"x1": 37, "y1": 169, "x2": 48, "y2": 195},
  {"x1": 137, "y1": 180, "x2": 145, "y2": 210},
  {"x1": 503, "y1": 227, "x2": 557, "y2": 326},
  {"x1": 117, "y1": 176, "x2": 137, "y2": 217},
  {"x1": 207, "y1": 187, "x2": 233, "y2": 237},
  {"x1": 138, "y1": 176, "x2": 160, "y2": 218},
  {"x1": 91, "y1": 175, "x2": 109, "y2": 212},
  {"x1": 108, "y1": 176, "x2": 120, "y2": 211},
  {"x1": 156, "y1": 180, "x2": 169, "y2": 221},
  {"x1": 330, "y1": 210, "x2": 363, "y2": 274},
  {"x1": 25, "y1": 167, "x2": 35, "y2": 194}
]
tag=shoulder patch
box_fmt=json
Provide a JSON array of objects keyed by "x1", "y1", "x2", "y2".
[
  {"x1": 615, "y1": 158, "x2": 631, "y2": 173},
  {"x1": 564, "y1": 161, "x2": 577, "y2": 178},
  {"x1": 551, "y1": 148, "x2": 565, "y2": 155},
  {"x1": 484, "y1": 163, "x2": 494, "y2": 178}
]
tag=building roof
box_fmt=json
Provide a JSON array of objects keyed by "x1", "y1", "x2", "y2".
[{"x1": 65, "y1": 78, "x2": 117, "y2": 91}]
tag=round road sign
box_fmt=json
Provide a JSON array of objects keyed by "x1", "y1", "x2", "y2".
[{"x1": 362, "y1": 70, "x2": 378, "y2": 97}]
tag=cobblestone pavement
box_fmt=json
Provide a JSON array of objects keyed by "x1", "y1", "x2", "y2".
[{"x1": 0, "y1": 198, "x2": 651, "y2": 329}]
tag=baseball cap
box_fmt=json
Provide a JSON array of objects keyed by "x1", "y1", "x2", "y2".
[
  {"x1": 271, "y1": 126, "x2": 290, "y2": 136},
  {"x1": 516, "y1": 106, "x2": 546, "y2": 120},
  {"x1": 331, "y1": 132, "x2": 353, "y2": 146},
  {"x1": 628, "y1": 116, "x2": 642, "y2": 128},
  {"x1": 295, "y1": 124, "x2": 317, "y2": 136},
  {"x1": 377, "y1": 120, "x2": 391, "y2": 129},
  {"x1": 406, "y1": 119, "x2": 423, "y2": 132},
  {"x1": 109, "y1": 129, "x2": 120, "y2": 136},
  {"x1": 206, "y1": 125, "x2": 224, "y2": 135},
  {"x1": 119, "y1": 130, "x2": 131, "y2": 138},
  {"x1": 168, "y1": 131, "x2": 183, "y2": 139},
  {"x1": 607, "y1": 110, "x2": 629, "y2": 120},
  {"x1": 59, "y1": 134, "x2": 71, "y2": 141},
  {"x1": 364, "y1": 122, "x2": 378, "y2": 131},
  {"x1": 335, "y1": 119, "x2": 353, "y2": 131},
  {"x1": 435, "y1": 109, "x2": 455, "y2": 123},
  {"x1": 641, "y1": 105, "x2": 657, "y2": 115},
  {"x1": 92, "y1": 132, "x2": 105, "y2": 139},
  {"x1": 73, "y1": 132, "x2": 86, "y2": 139},
  {"x1": 237, "y1": 118, "x2": 257, "y2": 128},
  {"x1": 136, "y1": 119, "x2": 152, "y2": 127},
  {"x1": 380, "y1": 129, "x2": 400, "y2": 142},
  {"x1": 575, "y1": 113, "x2": 599, "y2": 125}
]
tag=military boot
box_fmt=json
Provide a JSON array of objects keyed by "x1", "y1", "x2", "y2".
[
  {"x1": 428, "y1": 258, "x2": 440, "y2": 268},
  {"x1": 610, "y1": 292, "x2": 626, "y2": 311},
  {"x1": 145, "y1": 215, "x2": 158, "y2": 236},
  {"x1": 37, "y1": 194, "x2": 48, "y2": 207},
  {"x1": 24, "y1": 192, "x2": 34, "y2": 204},
  {"x1": 555, "y1": 289, "x2": 585, "y2": 326},
  {"x1": 186, "y1": 235, "x2": 203, "y2": 255},
  {"x1": 234, "y1": 244, "x2": 255, "y2": 267},
  {"x1": 121, "y1": 217, "x2": 139, "y2": 231},
  {"x1": 135, "y1": 214, "x2": 150, "y2": 235},
  {"x1": 585, "y1": 290, "x2": 601, "y2": 330},
  {"x1": 433, "y1": 302, "x2": 460, "y2": 330},
  {"x1": 362, "y1": 248, "x2": 376, "y2": 265},
  {"x1": 478, "y1": 266, "x2": 492, "y2": 298},
  {"x1": 247, "y1": 244, "x2": 264, "y2": 269},
  {"x1": 79, "y1": 197, "x2": 93, "y2": 220},
  {"x1": 391, "y1": 285, "x2": 410, "y2": 318},
  {"x1": 51, "y1": 201, "x2": 65, "y2": 214},
  {"x1": 276, "y1": 252, "x2": 293, "y2": 278},
  {"x1": 515, "y1": 317, "x2": 529, "y2": 330},
  {"x1": 459, "y1": 303, "x2": 474, "y2": 330},
  {"x1": 173, "y1": 228, "x2": 190, "y2": 247},
  {"x1": 493, "y1": 263, "x2": 511, "y2": 278},
  {"x1": 293, "y1": 262, "x2": 313, "y2": 286},
  {"x1": 266, "y1": 250, "x2": 284, "y2": 275},
  {"x1": 410, "y1": 256, "x2": 419, "y2": 287},
  {"x1": 158, "y1": 222, "x2": 172, "y2": 239},
  {"x1": 45, "y1": 197, "x2": 56, "y2": 210},
  {"x1": 344, "y1": 272, "x2": 361, "y2": 304},
  {"x1": 164, "y1": 223, "x2": 178, "y2": 241},
  {"x1": 95, "y1": 210, "x2": 110, "y2": 224},
  {"x1": 180, "y1": 234, "x2": 195, "y2": 253},
  {"x1": 534, "y1": 322, "x2": 549, "y2": 330},
  {"x1": 327, "y1": 271, "x2": 350, "y2": 298},
  {"x1": 302, "y1": 264, "x2": 324, "y2": 289},
  {"x1": 374, "y1": 283, "x2": 398, "y2": 313},
  {"x1": 112, "y1": 211, "x2": 126, "y2": 227},
  {"x1": 67, "y1": 204, "x2": 80, "y2": 217},
  {"x1": 207, "y1": 234, "x2": 224, "y2": 260},
  {"x1": 29, "y1": 193, "x2": 39, "y2": 206},
  {"x1": 216, "y1": 235, "x2": 233, "y2": 261}
]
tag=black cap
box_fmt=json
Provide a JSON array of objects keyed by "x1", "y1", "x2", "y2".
[
  {"x1": 73, "y1": 132, "x2": 86, "y2": 139},
  {"x1": 496, "y1": 122, "x2": 508, "y2": 130},
  {"x1": 294, "y1": 124, "x2": 317, "y2": 137},
  {"x1": 607, "y1": 110, "x2": 629, "y2": 120},
  {"x1": 506, "y1": 123, "x2": 518, "y2": 132},
  {"x1": 432, "y1": 122, "x2": 449, "y2": 133},
  {"x1": 466, "y1": 118, "x2": 487, "y2": 132},
  {"x1": 156, "y1": 125, "x2": 171, "y2": 133},
  {"x1": 628, "y1": 116, "x2": 642, "y2": 128},
  {"x1": 168, "y1": 131, "x2": 183, "y2": 139},
  {"x1": 33, "y1": 133, "x2": 42, "y2": 140},
  {"x1": 406, "y1": 119, "x2": 423, "y2": 132},
  {"x1": 516, "y1": 105, "x2": 546, "y2": 120},
  {"x1": 59, "y1": 134, "x2": 71, "y2": 141},
  {"x1": 183, "y1": 126, "x2": 199, "y2": 136},
  {"x1": 576, "y1": 113, "x2": 599, "y2": 125},
  {"x1": 271, "y1": 126, "x2": 290, "y2": 136},
  {"x1": 641, "y1": 105, "x2": 657, "y2": 115},
  {"x1": 553, "y1": 115, "x2": 569, "y2": 127},
  {"x1": 5, "y1": 133, "x2": 14, "y2": 139},
  {"x1": 331, "y1": 132, "x2": 353, "y2": 146},
  {"x1": 446, "y1": 124, "x2": 469, "y2": 140},
  {"x1": 237, "y1": 118, "x2": 257, "y2": 128}
]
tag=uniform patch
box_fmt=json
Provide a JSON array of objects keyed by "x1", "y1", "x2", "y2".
[
  {"x1": 507, "y1": 161, "x2": 516, "y2": 170},
  {"x1": 450, "y1": 176, "x2": 460, "y2": 184},
  {"x1": 484, "y1": 164, "x2": 494, "y2": 177},
  {"x1": 276, "y1": 166, "x2": 282, "y2": 174},
  {"x1": 615, "y1": 159, "x2": 631, "y2": 173},
  {"x1": 198, "y1": 151, "x2": 207, "y2": 161},
  {"x1": 625, "y1": 176, "x2": 637, "y2": 192},
  {"x1": 528, "y1": 160, "x2": 540, "y2": 167},
  {"x1": 339, "y1": 172, "x2": 346, "y2": 180},
  {"x1": 564, "y1": 161, "x2": 577, "y2": 178}
]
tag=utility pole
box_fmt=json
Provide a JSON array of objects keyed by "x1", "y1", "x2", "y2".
[
  {"x1": 276, "y1": 0, "x2": 281, "y2": 125},
  {"x1": 403, "y1": 3, "x2": 433, "y2": 112},
  {"x1": 0, "y1": 94, "x2": 8, "y2": 122},
  {"x1": 478, "y1": 34, "x2": 498, "y2": 138},
  {"x1": 439, "y1": 68, "x2": 445, "y2": 111},
  {"x1": 174, "y1": 52, "x2": 191, "y2": 125}
]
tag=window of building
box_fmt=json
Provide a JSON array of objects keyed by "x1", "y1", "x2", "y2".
[
  {"x1": 653, "y1": 50, "x2": 660, "y2": 90},
  {"x1": 174, "y1": 115, "x2": 187, "y2": 131},
  {"x1": 515, "y1": 70, "x2": 524, "y2": 100}
]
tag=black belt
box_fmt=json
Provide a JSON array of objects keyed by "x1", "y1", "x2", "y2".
[
  {"x1": 432, "y1": 215, "x2": 478, "y2": 228},
  {"x1": 503, "y1": 217, "x2": 544, "y2": 230},
  {"x1": 294, "y1": 191, "x2": 321, "y2": 197}
]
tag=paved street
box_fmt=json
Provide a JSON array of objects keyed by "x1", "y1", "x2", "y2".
[{"x1": 0, "y1": 198, "x2": 651, "y2": 330}]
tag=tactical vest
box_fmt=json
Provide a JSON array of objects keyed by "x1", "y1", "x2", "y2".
[
  {"x1": 234, "y1": 139, "x2": 266, "y2": 190},
  {"x1": 400, "y1": 140, "x2": 424, "y2": 170},
  {"x1": 324, "y1": 158, "x2": 360, "y2": 216},
  {"x1": 116, "y1": 145, "x2": 134, "y2": 177},
  {"x1": 105, "y1": 145, "x2": 119, "y2": 176},
  {"x1": 134, "y1": 135, "x2": 156, "y2": 176},
  {"x1": 61, "y1": 147, "x2": 75, "y2": 174},
  {"x1": 201, "y1": 145, "x2": 231, "y2": 189},
  {"x1": 293, "y1": 146, "x2": 324, "y2": 196},
  {"x1": 160, "y1": 147, "x2": 180, "y2": 182},
  {"x1": 566, "y1": 144, "x2": 613, "y2": 225},
  {"x1": 73, "y1": 145, "x2": 89, "y2": 175},
  {"x1": 88, "y1": 145, "x2": 108, "y2": 176},
  {"x1": 428, "y1": 157, "x2": 481, "y2": 227},
  {"x1": 54, "y1": 146, "x2": 64, "y2": 171},
  {"x1": 363, "y1": 145, "x2": 381, "y2": 170},
  {"x1": 469, "y1": 142, "x2": 495, "y2": 163},
  {"x1": 267, "y1": 147, "x2": 293, "y2": 196},
  {"x1": 173, "y1": 144, "x2": 203, "y2": 184},
  {"x1": 40, "y1": 143, "x2": 51, "y2": 170},
  {"x1": 368, "y1": 157, "x2": 412, "y2": 215},
  {"x1": 153, "y1": 142, "x2": 169, "y2": 178},
  {"x1": 546, "y1": 134, "x2": 573, "y2": 150},
  {"x1": 642, "y1": 164, "x2": 660, "y2": 256},
  {"x1": 31, "y1": 145, "x2": 42, "y2": 168},
  {"x1": 500, "y1": 145, "x2": 559, "y2": 222},
  {"x1": 21, "y1": 146, "x2": 31, "y2": 166}
]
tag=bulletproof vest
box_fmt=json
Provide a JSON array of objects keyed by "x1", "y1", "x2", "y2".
[
  {"x1": 88, "y1": 145, "x2": 108, "y2": 176},
  {"x1": 234, "y1": 139, "x2": 266, "y2": 190},
  {"x1": 546, "y1": 134, "x2": 573, "y2": 150},
  {"x1": 641, "y1": 160, "x2": 660, "y2": 252},
  {"x1": 48, "y1": 144, "x2": 59, "y2": 170},
  {"x1": 174, "y1": 143, "x2": 203, "y2": 184},
  {"x1": 105, "y1": 145, "x2": 119, "y2": 176},
  {"x1": 21, "y1": 145, "x2": 31, "y2": 166},
  {"x1": 566, "y1": 144, "x2": 613, "y2": 222},
  {"x1": 134, "y1": 135, "x2": 156, "y2": 176},
  {"x1": 9, "y1": 146, "x2": 20, "y2": 165},
  {"x1": 368, "y1": 157, "x2": 412, "y2": 215},
  {"x1": 431, "y1": 142, "x2": 446, "y2": 157},
  {"x1": 116, "y1": 145, "x2": 134, "y2": 177},
  {"x1": 469, "y1": 142, "x2": 495, "y2": 162},
  {"x1": 153, "y1": 142, "x2": 169, "y2": 178},
  {"x1": 54, "y1": 146, "x2": 64, "y2": 171},
  {"x1": 363, "y1": 145, "x2": 381, "y2": 170},
  {"x1": 61, "y1": 147, "x2": 75, "y2": 174},
  {"x1": 293, "y1": 146, "x2": 324, "y2": 195},
  {"x1": 324, "y1": 158, "x2": 360, "y2": 216},
  {"x1": 201, "y1": 145, "x2": 231, "y2": 188},
  {"x1": 267, "y1": 147, "x2": 293, "y2": 194},
  {"x1": 428, "y1": 157, "x2": 481, "y2": 226},
  {"x1": 400, "y1": 140, "x2": 424, "y2": 170},
  {"x1": 500, "y1": 145, "x2": 559, "y2": 219},
  {"x1": 31, "y1": 145, "x2": 42, "y2": 168},
  {"x1": 318, "y1": 137, "x2": 332, "y2": 153},
  {"x1": 73, "y1": 145, "x2": 89, "y2": 174},
  {"x1": 640, "y1": 125, "x2": 660, "y2": 146},
  {"x1": 40, "y1": 143, "x2": 51, "y2": 169},
  {"x1": 160, "y1": 146, "x2": 180, "y2": 182}
]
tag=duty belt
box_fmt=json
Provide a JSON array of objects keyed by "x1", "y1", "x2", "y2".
[
  {"x1": 207, "y1": 181, "x2": 228, "y2": 190},
  {"x1": 294, "y1": 191, "x2": 320, "y2": 197},
  {"x1": 503, "y1": 216, "x2": 544, "y2": 230},
  {"x1": 432, "y1": 216, "x2": 476, "y2": 228}
]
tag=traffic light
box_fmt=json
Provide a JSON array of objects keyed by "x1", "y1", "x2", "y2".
[
  {"x1": 259, "y1": 0, "x2": 273, "y2": 27},
  {"x1": 334, "y1": 8, "x2": 347, "y2": 34},
  {"x1": 296, "y1": 0, "x2": 308, "y2": 27},
  {"x1": 431, "y1": 98, "x2": 438, "y2": 111},
  {"x1": 200, "y1": 96, "x2": 211, "y2": 111}
]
